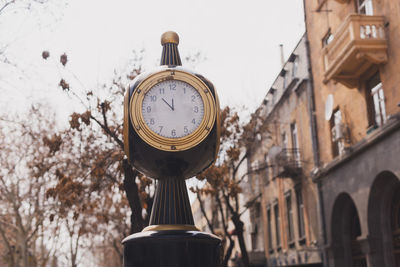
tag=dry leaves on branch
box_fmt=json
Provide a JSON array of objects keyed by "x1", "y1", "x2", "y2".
[{"x1": 60, "y1": 53, "x2": 68, "y2": 66}]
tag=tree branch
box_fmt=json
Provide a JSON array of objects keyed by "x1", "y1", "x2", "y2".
[
  {"x1": 216, "y1": 194, "x2": 234, "y2": 267},
  {"x1": 232, "y1": 151, "x2": 249, "y2": 179},
  {"x1": 101, "y1": 103, "x2": 109, "y2": 131},
  {"x1": 196, "y1": 190, "x2": 215, "y2": 234},
  {"x1": 122, "y1": 159, "x2": 144, "y2": 234},
  {"x1": 0, "y1": 0, "x2": 15, "y2": 15},
  {"x1": 216, "y1": 194, "x2": 230, "y2": 239},
  {"x1": 239, "y1": 193, "x2": 262, "y2": 216},
  {"x1": 237, "y1": 163, "x2": 272, "y2": 185},
  {"x1": 90, "y1": 115, "x2": 124, "y2": 149}
]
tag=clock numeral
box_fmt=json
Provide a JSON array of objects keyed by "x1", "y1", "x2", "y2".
[
  {"x1": 150, "y1": 95, "x2": 157, "y2": 102},
  {"x1": 194, "y1": 106, "x2": 199, "y2": 113},
  {"x1": 183, "y1": 87, "x2": 186, "y2": 94},
  {"x1": 171, "y1": 129, "x2": 176, "y2": 136},
  {"x1": 150, "y1": 118, "x2": 155, "y2": 125},
  {"x1": 169, "y1": 83, "x2": 176, "y2": 90},
  {"x1": 147, "y1": 106, "x2": 151, "y2": 113},
  {"x1": 191, "y1": 95, "x2": 196, "y2": 102},
  {"x1": 159, "y1": 88, "x2": 165, "y2": 94},
  {"x1": 159, "y1": 126, "x2": 163, "y2": 133},
  {"x1": 184, "y1": 126, "x2": 188, "y2": 133},
  {"x1": 191, "y1": 118, "x2": 196, "y2": 124}
]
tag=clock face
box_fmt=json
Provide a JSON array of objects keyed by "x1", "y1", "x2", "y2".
[
  {"x1": 141, "y1": 80, "x2": 204, "y2": 138},
  {"x1": 129, "y1": 69, "x2": 216, "y2": 152}
]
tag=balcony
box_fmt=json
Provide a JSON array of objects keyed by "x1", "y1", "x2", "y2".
[
  {"x1": 273, "y1": 148, "x2": 302, "y2": 178},
  {"x1": 322, "y1": 14, "x2": 388, "y2": 88}
]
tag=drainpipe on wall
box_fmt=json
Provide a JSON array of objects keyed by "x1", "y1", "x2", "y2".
[{"x1": 303, "y1": 1, "x2": 328, "y2": 266}]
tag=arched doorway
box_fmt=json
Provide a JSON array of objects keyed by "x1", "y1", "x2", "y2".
[
  {"x1": 391, "y1": 185, "x2": 400, "y2": 266},
  {"x1": 350, "y1": 203, "x2": 367, "y2": 267},
  {"x1": 368, "y1": 171, "x2": 400, "y2": 266},
  {"x1": 331, "y1": 193, "x2": 366, "y2": 267}
]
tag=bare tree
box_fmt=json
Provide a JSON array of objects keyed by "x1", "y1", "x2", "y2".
[
  {"x1": 0, "y1": 104, "x2": 61, "y2": 267},
  {"x1": 44, "y1": 50, "x2": 155, "y2": 237}
]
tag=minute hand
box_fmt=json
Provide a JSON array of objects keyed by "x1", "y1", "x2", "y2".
[{"x1": 161, "y1": 98, "x2": 174, "y2": 111}]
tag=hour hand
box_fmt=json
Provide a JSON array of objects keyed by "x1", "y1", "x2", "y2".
[{"x1": 162, "y1": 98, "x2": 174, "y2": 111}]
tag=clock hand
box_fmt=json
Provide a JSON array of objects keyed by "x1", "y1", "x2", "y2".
[{"x1": 161, "y1": 98, "x2": 174, "y2": 111}]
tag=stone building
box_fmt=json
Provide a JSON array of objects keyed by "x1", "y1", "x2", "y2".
[
  {"x1": 234, "y1": 155, "x2": 266, "y2": 267},
  {"x1": 191, "y1": 157, "x2": 267, "y2": 267},
  {"x1": 247, "y1": 34, "x2": 323, "y2": 267},
  {"x1": 303, "y1": 0, "x2": 400, "y2": 266}
]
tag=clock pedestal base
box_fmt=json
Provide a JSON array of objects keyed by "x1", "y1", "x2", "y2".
[{"x1": 122, "y1": 230, "x2": 222, "y2": 267}]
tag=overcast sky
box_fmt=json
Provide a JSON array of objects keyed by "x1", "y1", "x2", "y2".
[{"x1": 1, "y1": 0, "x2": 305, "y2": 123}]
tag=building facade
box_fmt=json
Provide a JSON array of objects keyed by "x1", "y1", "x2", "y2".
[
  {"x1": 239, "y1": 156, "x2": 266, "y2": 267},
  {"x1": 248, "y1": 34, "x2": 323, "y2": 267},
  {"x1": 191, "y1": 157, "x2": 267, "y2": 267},
  {"x1": 303, "y1": 0, "x2": 400, "y2": 266}
]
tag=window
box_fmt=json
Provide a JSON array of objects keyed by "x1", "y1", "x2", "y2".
[
  {"x1": 251, "y1": 222, "x2": 259, "y2": 251},
  {"x1": 290, "y1": 123, "x2": 301, "y2": 166},
  {"x1": 280, "y1": 69, "x2": 288, "y2": 89},
  {"x1": 365, "y1": 72, "x2": 386, "y2": 128},
  {"x1": 366, "y1": 73, "x2": 386, "y2": 128},
  {"x1": 296, "y1": 187, "x2": 306, "y2": 243},
  {"x1": 330, "y1": 109, "x2": 345, "y2": 157},
  {"x1": 267, "y1": 206, "x2": 273, "y2": 252},
  {"x1": 250, "y1": 161, "x2": 259, "y2": 182},
  {"x1": 274, "y1": 202, "x2": 281, "y2": 248},
  {"x1": 270, "y1": 88, "x2": 277, "y2": 104},
  {"x1": 357, "y1": 0, "x2": 373, "y2": 15},
  {"x1": 281, "y1": 132, "x2": 287, "y2": 150},
  {"x1": 292, "y1": 56, "x2": 299, "y2": 79},
  {"x1": 322, "y1": 30, "x2": 334, "y2": 47},
  {"x1": 283, "y1": 74, "x2": 288, "y2": 89},
  {"x1": 264, "y1": 154, "x2": 270, "y2": 184},
  {"x1": 286, "y1": 192, "x2": 294, "y2": 245},
  {"x1": 281, "y1": 132, "x2": 288, "y2": 163}
]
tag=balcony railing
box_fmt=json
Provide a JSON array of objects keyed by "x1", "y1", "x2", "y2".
[
  {"x1": 322, "y1": 14, "x2": 387, "y2": 88},
  {"x1": 273, "y1": 148, "x2": 302, "y2": 178}
]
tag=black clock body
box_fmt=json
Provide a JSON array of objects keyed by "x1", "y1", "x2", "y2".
[{"x1": 125, "y1": 66, "x2": 219, "y2": 179}]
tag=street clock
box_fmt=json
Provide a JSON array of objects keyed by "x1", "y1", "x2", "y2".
[
  {"x1": 124, "y1": 31, "x2": 220, "y2": 179},
  {"x1": 122, "y1": 32, "x2": 222, "y2": 267}
]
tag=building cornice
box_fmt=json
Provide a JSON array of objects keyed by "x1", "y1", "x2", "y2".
[{"x1": 312, "y1": 113, "x2": 400, "y2": 182}]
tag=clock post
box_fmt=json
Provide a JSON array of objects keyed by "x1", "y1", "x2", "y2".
[{"x1": 122, "y1": 31, "x2": 222, "y2": 267}]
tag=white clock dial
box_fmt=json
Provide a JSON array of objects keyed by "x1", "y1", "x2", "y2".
[{"x1": 141, "y1": 80, "x2": 204, "y2": 138}]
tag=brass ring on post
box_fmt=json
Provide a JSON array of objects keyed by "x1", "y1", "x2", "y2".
[
  {"x1": 123, "y1": 90, "x2": 131, "y2": 161},
  {"x1": 142, "y1": 224, "x2": 199, "y2": 232}
]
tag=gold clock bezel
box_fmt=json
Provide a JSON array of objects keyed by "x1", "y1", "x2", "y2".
[
  {"x1": 129, "y1": 69, "x2": 216, "y2": 152},
  {"x1": 123, "y1": 90, "x2": 131, "y2": 161}
]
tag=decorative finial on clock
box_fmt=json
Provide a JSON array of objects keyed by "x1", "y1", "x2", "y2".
[
  {"x1": 161, "y1": 31, "x2": 179, "y2": 45},
  {"x1": 160, "y1": 31, "x2": 182, "y2": 66}
]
